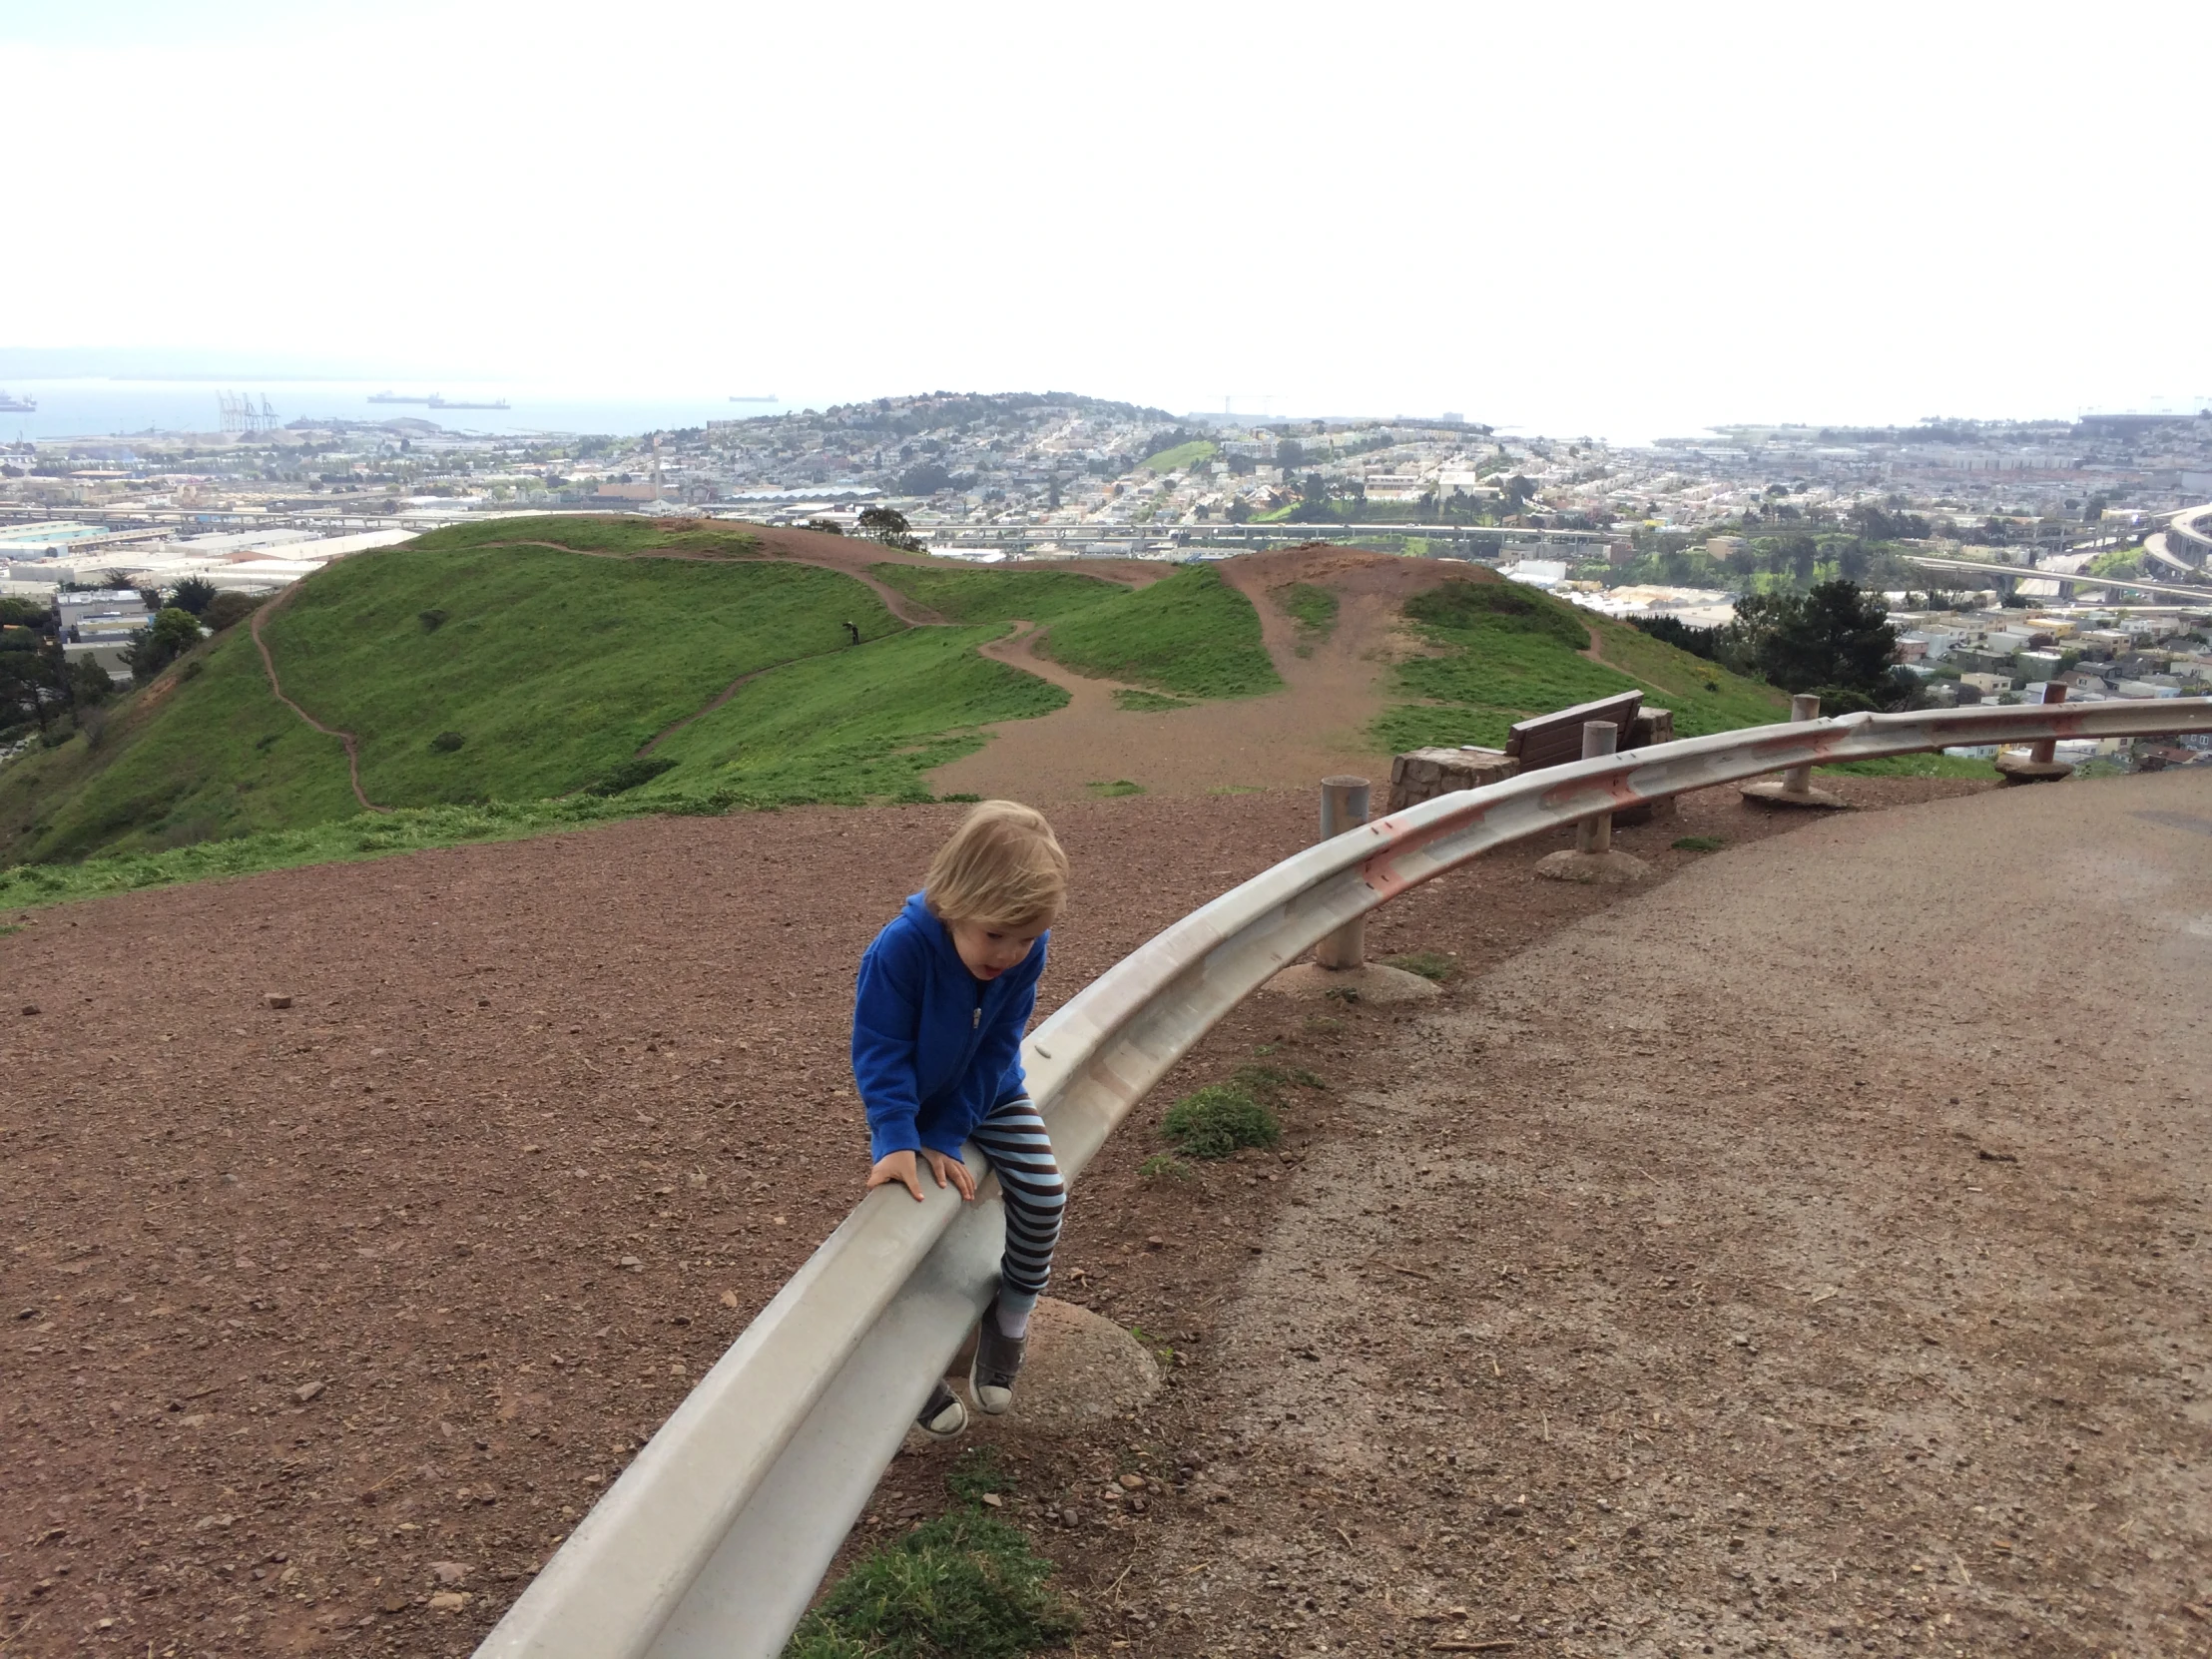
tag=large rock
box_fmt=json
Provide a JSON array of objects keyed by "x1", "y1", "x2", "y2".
[{"x1": 947, "y1": 1298, "x2": 1162, "y2": 1437}]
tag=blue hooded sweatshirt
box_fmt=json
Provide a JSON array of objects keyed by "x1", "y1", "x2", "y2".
[{"x1": 850, "y1": 892, "x2": 1047, "y2": 1162}]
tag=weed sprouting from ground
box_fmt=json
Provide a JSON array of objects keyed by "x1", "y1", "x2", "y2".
[
  {"x1": 1086, "y1": 779, "x2": 1144, "y2": 798},
  {"x1": 1138, "y1": 1153, "x2": 1193, "y2": 1183},
  {"x1": 945, "y1": 1446, "x2": 1014, "y2": 1504},
  {"x1": 1672, "y1": 834, "x2": 1726, "y2": 851},
  {"x1": 783, "y1": 1496, "x2": 1079, "y2": 1658},
  {"x1": 1382, "y1": 950, "x2": 1457, "y2": 982},
  {"x1": 1162, "y1": 1083, "x2": 1281, "y2": 1159}
]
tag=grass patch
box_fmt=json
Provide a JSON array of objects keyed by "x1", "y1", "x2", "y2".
[
  {"x1": 1373, "y1": 576, "x2": 1787, "y2": 754},
  {"x1": 945, "y1": 1447, "x2": 1014, "y2": 1505},
  {"x1": 1139, "y1": 438, "x2": 1219, "y2": 472},
  {"x1": 1112, "y1": 689, "x2": 1191, "y2": 713},
  {"x1": 1672, "y1": 834, "x2": 1726, "y2": 851},
  {"x1": 1382, "y1": 949, "x2": 1457, "y2": 982},
  {"x1": 873, "y1": 562, "x2": 1279, "y2": 702},
  {"x1": 1274, "y1": 581, "x2": 1340, "y2": 649},
  {"x1": 867, "y1": 564, "x2": 1127, "y2": 625},
  {"x1": 1817, "y1": 753, "x2": 1989, "y2": 778},
  {"x1": 420, "y1": 512, "x2": 763, "y2": 559},
  {"x1": 1086, "y1": 779, "x2": 1144, "y2": 798},
  {"x1": 1138, "y1": 1153, "x2": 1194, "y2": 1183},
  {"x1": 783, "y1": 1505, "x2": 1080, "y2": 1659},
  {"x1": 0, "y1": 797, "x2": 645, "y2": 911},
  {"x1": 1042, "y1": 564, "x2": 1279, "y2": 699},
  {"x1": 1162, "y1": 1082, "x2": 1282, "y2": 1159}
]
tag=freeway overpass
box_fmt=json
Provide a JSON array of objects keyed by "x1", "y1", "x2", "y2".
[{"x1": 1899, "y1": 551, "x2": 2212, "y2": 606}]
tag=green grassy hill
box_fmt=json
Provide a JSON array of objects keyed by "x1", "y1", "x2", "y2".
[
  {"x1": 871, "y1": 561, "x2": 1280, "y2": 699},
  {"x1": 1373, "y1": 578, "x2": 1789, "y2": 751},
  {"x1": 0, "y1": 520, "x2": 1068, "y2": 879}
]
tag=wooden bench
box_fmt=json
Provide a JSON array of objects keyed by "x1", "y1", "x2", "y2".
[{"x1": 1504, "y1": 690, "x2": 1644, "y2": 773}]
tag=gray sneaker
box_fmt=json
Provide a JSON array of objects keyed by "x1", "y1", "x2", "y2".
[
  {"x1": 916, "y1": 1380, "x2": 967, "y2": 1440},
  {"x1": 970, "y1": 1304, "x2": 1027, "y2": 1415}
]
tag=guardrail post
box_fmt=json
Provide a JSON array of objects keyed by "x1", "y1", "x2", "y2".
[
  {"x1": 1315, "y1": 775, "x2": 1370, "y2": 969},
  {"x1": 1536, "y1": 723, "x2": 1650, "y2": 884},
  {"x1": 1740, "y1": 693, "x2": 1847, "y2": 810},
  {"x1": 1574, "y1": 722, "x2": 1616, "y2": 852},
  {"x1": 1995, "y1": 681, "x2": 2075, "y2": 784}
]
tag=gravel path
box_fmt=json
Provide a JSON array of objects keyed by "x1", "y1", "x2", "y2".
[{"x1": 1103, "y1": 771, "x2": 2212, "y2": 1659}]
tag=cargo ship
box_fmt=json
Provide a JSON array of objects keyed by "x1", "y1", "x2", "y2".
[
  {"x1": 367, "y1": 390, "x2": 430, "y2": 404},
  {"x1": 0, "y1": 389, "x2": 36, "y2": 413},
  {"x1": 426, "y1": 395, "x2": 511, "y2": 410}
]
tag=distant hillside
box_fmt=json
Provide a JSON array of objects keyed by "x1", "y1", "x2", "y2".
[
  {"x1": 0, "y1": 518, "x2": 1799, "y2": 908},
  {"x1": 0, "y1": 519, "x2": 1067, "y2": 868},
  {"x1": 1375, "y1": 578, "x2": 1788, "y2": 751}
]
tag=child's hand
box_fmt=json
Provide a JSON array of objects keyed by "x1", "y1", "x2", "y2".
[
  {"x1": 865, "y1": 1149, "x2": 976, "y2": 1203},
  {"x1": 924, "y1": 1149, "x2": 977, "y2": 1202}
]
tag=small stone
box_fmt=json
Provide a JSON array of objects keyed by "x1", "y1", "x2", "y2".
[
  {"x1": 1145, "y1": 1235, "x2": 1164, "y2": 1251},
  {"x1": 618, "y1": 1255, "x2": 642, "y2": 1272},
  {"x1": 1060, "y1": 1507, "x2": 1080, "y2": 1527},
  {"x1": 979, "y1": 1492, "x2": 1003, "y2": 1508},
  {"x1": 265, "y1": 993, "x2": 292, "y2": 1009},
  {"x1": 293, "y1": 1380, "x2": 326, "y2": 1403},
  {"x1": 720, "y1": 1290, "x2": 740, "y2": 1309},
  {"x1": 429, "y1": 1561, "x2": 470, "y2": 1586},
  {"x1": 1119, "y1": 1472, "x2": 1146, "y2": 1490},
  {"x1": 427, "y1": 1590, "x2": 471, "y2": 1612},
  {"x1": 19, "y1": 1003, "x2": 38, "y2": 1016}
]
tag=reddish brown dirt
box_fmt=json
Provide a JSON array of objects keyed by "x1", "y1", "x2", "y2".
[
  {"x1": 0, "y1": 773, "x2": 1987, "y2": 1657},
  {"x1": 930, "y1": 547, "x2": 1486, "y2": 804}
]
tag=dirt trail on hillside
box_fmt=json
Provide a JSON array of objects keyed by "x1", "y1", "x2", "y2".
[
  {"x1": 249, "y1": 589, "x2": 388, "y2": 814},
  {"x1": 929, "y1": 546, "x2": 1492, "y2": 802}
]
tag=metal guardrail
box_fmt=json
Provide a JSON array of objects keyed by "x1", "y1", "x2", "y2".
[{"x1": 475, "y1": 697, "x2": 2212, "y2": 1659}]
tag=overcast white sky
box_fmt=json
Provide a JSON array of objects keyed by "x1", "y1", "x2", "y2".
[{"x1": 6, "y1": 0, "x2": 2208, "y2": 439}]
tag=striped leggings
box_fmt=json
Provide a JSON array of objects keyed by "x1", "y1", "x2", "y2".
[{"x1": 967, "y1": 1096, "x2": 1064, "y2": 1318}]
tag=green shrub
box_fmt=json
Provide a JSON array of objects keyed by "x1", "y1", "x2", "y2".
[
  {"x1": 418, "y1": 608, "x2": 449, "y2": 632},
  {"x1": 430, "y1": 731, "x2": 465, "y2": 753},
  {"x1": 783, "y1": 1507, "x2": 1080, "y2": 1659},
  {"x1": 1162, "y1": 1084, "x2": 1280, "y2": 1159}
]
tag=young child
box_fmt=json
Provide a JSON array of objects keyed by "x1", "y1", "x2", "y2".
[{"x1": 851, "y1": 800, "x2": 1069, "y2": 1438}]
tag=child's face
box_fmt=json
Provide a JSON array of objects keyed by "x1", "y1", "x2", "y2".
[{"x1": 947, "y1": 918, "x2": 1043, "y2": 982}]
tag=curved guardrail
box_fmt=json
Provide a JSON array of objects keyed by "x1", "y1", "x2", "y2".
[{"x1": 476, "y1": 697, "x2": 2212, "y2": 1659}]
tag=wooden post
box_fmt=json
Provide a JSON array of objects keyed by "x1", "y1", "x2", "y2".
[
  {"x1": 1575, "y1": 721, "x2": 1616, "y2": 853},
  {"x1": 1316, "y1": 776, "x2": 1370, "y2": 970}
]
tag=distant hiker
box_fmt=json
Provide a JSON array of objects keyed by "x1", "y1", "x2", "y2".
[
  {"x1": 850, "y1": 801, "x2": 1069, "y2": 1440},
  {"x1": 842, "y1": 620, "x2": 860, "y2": 645}
]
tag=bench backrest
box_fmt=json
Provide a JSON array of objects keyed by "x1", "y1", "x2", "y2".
[{"x1": 1504, "y1": 689, "x2": 1644, "y2": 773}]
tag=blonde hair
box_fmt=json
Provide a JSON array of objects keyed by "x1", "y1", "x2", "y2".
[{"x1": 923, "y1": 800, "x2": 1068, "y2": 931}]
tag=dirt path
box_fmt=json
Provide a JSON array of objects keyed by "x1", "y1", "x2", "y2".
[
  {"x1": 929, "y1": 546, "x2": 1483, "y2": 803},
  {"x1": 249, "y1": 591, "x2": 388, "y2": 815},
  {"x1": 1096, "y1": 771, "x2": 2212, "y2": 1658}
]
